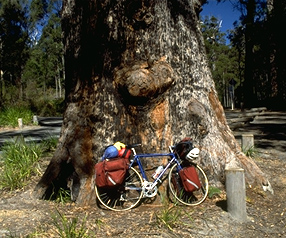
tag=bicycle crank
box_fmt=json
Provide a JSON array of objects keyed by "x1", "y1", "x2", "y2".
[{"x1": 142, "y1": 181, "x2": 158, "y2": 198}]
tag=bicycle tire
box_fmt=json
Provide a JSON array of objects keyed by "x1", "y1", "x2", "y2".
[
  {"x1": 95, "y1": 167, "x2": 143, "y2": 211},
  {"x1": 168, "y1": 163, "x2": 209, "y2": 206}
]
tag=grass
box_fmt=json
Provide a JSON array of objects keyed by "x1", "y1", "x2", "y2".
[
  {"x1": 0, "y1": 133, "x2": 101, "y2": 238},
  {"x1": 155, "y1": 193, "x2": 183, "y2": 231},
  {"x1": 242, "y1": 146, "x2": 259, "y2": 158},
  {"x1": 5, "y1": 209, "x2": 103, "y2": 238},
  {"x1": 155, "y1": 193, "x2": 196, "y2": 231},
  {"x1": 55, "y1": 187, "x2": 72, "y2": 204},
  {"x1": 0, "y1": 136, "x2": 42, "y2": 190},
  {"x1": 51, "y1": 210, "x2": 89, "y2": 238},
  {"x1": 41, "y1": 134, "x2": 59, "y2": 152},
  {"x1": 0, "y1": 106, "x2": 34, "y2": 128},
  {"x1": 155, "y1": 204, "x2": 182, "y2": 231},
  {"x1": 208, "y1": 186, "x2": 222, "y2": 199},
  {"x1": 5, "y1": 230, "x2": 45, "y2": 238},
  {"x1": 0, "y1": 134, "x2": 60, "y2": 191}
]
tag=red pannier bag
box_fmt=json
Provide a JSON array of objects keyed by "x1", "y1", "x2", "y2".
[
  {"x1": 171, "y1": 173, "x2": 184, "y2": 195},
  {"x1": 95, "y1": 157, "x2": 129, "y2": 188},
  {"x1": 179, "y1": 166, "x2": 201, "y2": 192}
]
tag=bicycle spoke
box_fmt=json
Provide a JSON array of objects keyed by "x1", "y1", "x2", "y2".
[{"x1": 95, "y1": 167, "x2": 143, "y2": 211}]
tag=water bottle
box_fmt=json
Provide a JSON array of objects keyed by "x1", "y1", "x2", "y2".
[{"x1": 152, "y1": 165, "x2": 164, "y2": 179}]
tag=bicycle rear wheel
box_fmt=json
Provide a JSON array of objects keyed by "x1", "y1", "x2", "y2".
[
  {"x1": 95, "y1": 167, "x2": 143, "y2": 211},
  {"x1": 168, "y1": 163, "x2": 208, "y2": 206}
]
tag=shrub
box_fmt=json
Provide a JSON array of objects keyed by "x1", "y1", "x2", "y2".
[{"x1": 29, "y1": 97, "x2": 65, "y2": 117}]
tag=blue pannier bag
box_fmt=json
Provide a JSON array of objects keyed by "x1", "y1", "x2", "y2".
[{"x1": 102, "y1": 145, "x2": 119, "y2": 161}]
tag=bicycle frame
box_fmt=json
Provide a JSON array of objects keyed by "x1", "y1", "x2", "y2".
[{"x1": 129, "y1": 150, "x2": 183, "y2": 189}]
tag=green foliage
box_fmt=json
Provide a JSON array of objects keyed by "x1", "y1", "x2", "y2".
[
  {"x1": 0, "y1": 136, "x2": 42, "y2": 190},
  {"x1": 201, "y1": 1, "x2": 286, "y2": 109},
  {"x1": 156, "y1": 204, "x2": 182, "y2": 231},
  {"x1": 242, "y1": 146, "x2": 258, "y2": 158},
  {"x1": 208, "y1": 186, "x2": 222, "y2": 199},
  {"x1": 0, "y1": 1, "x2": 64, "y2": 111},
  {"x1": 201, "y1": 15, "x2": 240, "y2": 107},
  {"x1": 29, "y1": 97, "x2": 65, "y2": 116},
  {"x1": 6, "y1": 210, "x2": 102, "y2": 237},
  {"x1": 55, "y1": 187, "x2": 72, "y2": 204},
  {"x1": 155, "y1": 193, "x2": 182, "y2": 231},
  {"x1": 30, "y1": 0, "x2": 48, "y2": 25},
  {"x1": 0, "y1": 106, "x2": 33, "y2": 127},
  {"x1": 41, "y1": 135, "x2": 59, "y2": 152},
  {"x1": 22, "y1": 6, "x2": 64, "y2": 102},
  {"x1": 0, "y1": 0, "x2": 29, "y2": 82},
  {"x1": 0, "y1": 134, "x2": 59, "y2": 192},
  {"x1": 155, "y1": 193, "x2": 195, "y2": 231},
  {"x1": 51, "y1": 210, "x2": 89, "y2": 238},
  {"x1": 226, "y1": 1, "x2": 286, "y2": 108}
]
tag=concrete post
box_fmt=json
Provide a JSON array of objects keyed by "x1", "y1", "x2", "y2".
[
  {"x1": 18, "y1": 118, "x2": 23, "y2": 129},
  {"x1": 225, "y1": 167, "x2": 247, "y2": 221},
  {"x1": 241, "y1": 134, "x2": 254, "y2": 150},
  {"x1": 33, "y1": 115, "x2": 38, "y2": 125}
]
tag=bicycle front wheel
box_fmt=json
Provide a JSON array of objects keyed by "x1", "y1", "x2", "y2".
[
  {"x1": 95, "y1": 167, "x2": 143, "y2": 211},
  {"x1": 168, "y1": 163, "x2": 209, "y2": 206}
]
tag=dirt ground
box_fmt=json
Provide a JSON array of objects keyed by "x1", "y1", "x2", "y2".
[
  {"x1": 0, "y1": 113, "x2": 286, "y2": 237},
  {"x1": 0, "y1": 150, "x2": 285, "y2": 237}
]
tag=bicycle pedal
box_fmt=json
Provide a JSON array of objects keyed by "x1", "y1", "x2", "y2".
[{"x1": 119, "y1": 194, "x2": 127, "y2": 201}]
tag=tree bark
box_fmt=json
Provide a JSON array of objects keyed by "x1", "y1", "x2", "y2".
[{"x1": 34, "y1": 0, "x2": 270, "y2": 205}]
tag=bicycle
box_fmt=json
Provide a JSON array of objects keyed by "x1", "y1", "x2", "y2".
[{"x1": 95, "y1": 142, "x2": 209, "y2": 211}]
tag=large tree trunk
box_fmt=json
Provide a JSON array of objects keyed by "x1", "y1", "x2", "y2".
[{"x1": 34, "y1": 0, "x2": 270, "y2": 205}]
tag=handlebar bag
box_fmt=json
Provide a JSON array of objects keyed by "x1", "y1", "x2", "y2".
[
  {"x1": 174, "y1": 137, "x2": 193, "y2": 160},
  {"x1": 95, "y1": 157, "x2": 129, "y2": 188},
  {"x1": 179, "y1": 166, "x2": 201, "y2": 192}
]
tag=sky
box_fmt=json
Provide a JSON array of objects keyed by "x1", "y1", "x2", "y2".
[{"x1": 200, "y1": 0, "x2": 241, "y2": 34}]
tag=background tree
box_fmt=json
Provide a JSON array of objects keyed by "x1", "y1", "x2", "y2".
[
  {"x1": 29, "y1": 0, "x2": 48, "y2": 44},
  {"x1": 34, "y1": 0, "x2": 270, "y2": 205},
  {"x1": 265, "y1": 0, "x2": 286, "y2": 109},
  {"x1": 201, "y1": 15, "x2": 239, "y2": 108},
  {"x1": 226, "y1": 0, "x2": 286, "y2": 109},
  {"x1": 23, "y1": 10, "x2": 63, "y2": 100},
  {"x1": 0, "y1": 0, "x2": 63, "y2": 112},
  {"x1": 0, "y1": 0, "x2": 29, "y2": 103}
]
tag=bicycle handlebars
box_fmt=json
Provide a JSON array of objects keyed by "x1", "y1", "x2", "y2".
[{"x1": 126, "y1": 143, "x2": 141, "y2": 149}]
